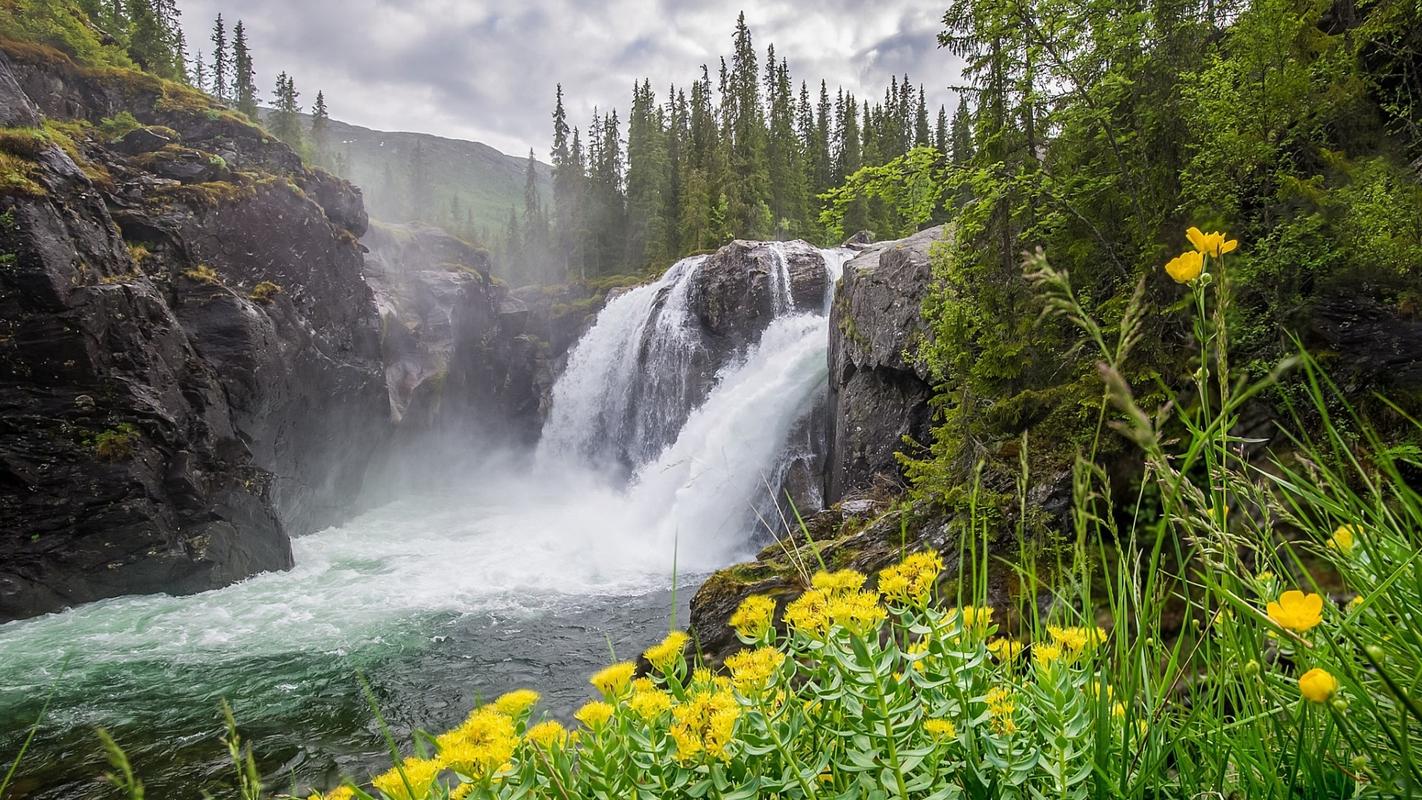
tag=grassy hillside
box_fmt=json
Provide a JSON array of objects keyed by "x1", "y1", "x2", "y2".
[{"x1": 293, "y1": 112, "x2": 552, "y2": 245}]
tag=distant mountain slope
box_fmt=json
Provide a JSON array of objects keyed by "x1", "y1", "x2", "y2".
[{"x1": 270, "y1": 112, "x2": 552, "y2": 242}]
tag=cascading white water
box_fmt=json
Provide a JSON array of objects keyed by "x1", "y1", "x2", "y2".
[{"x1": 537, "y1": 255, "x2": 709, "y2": 472}]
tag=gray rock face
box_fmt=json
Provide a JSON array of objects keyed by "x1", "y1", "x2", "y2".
[
  {"x1": 825, "y1": 226, "x2": 943, "y2": 502},
  {"x1": 0, "y1": 44, "x2": 386, "y2": 621},
  {"x1": 362, "y1": 222, "x2": 544, "y2": 442},
  {"x1": 688, "y1": 239, "x2": 830, "y2": 355}
]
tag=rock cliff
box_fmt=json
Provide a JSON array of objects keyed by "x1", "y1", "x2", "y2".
[{"x1": 0, "y1": 43, "x2": 384, "y2": 621}]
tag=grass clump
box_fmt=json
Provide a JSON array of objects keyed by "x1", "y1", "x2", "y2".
[
  {"x1": 183, "y1": 264, "x2": 220, "y2": 284},
  {"x1": 249, "y1": 281, "x2": 282, "y2": 304},
  {"x1": 89, "y1": 423, "x2": 139, "y2": 461}
]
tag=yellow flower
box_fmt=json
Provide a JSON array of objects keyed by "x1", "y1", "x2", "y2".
[
  {"x1": 725, "y1": 646, "x2": 786, "y2": 695},
  {"x1": 575, "y1": 700, "x2": 615, "y2": 729},
  {"x1": 1348, "y1": 595, "x2": 1364, "y2": 613},
  {"x1": 1329, "y1": 525, "x2": 1357, "y2": 555},
  {"x1": 987, "y1": 637, "x2": 1023, "y2": 662},
  {"x1": 449, "y1": 784, "x2": 473, "y2": 800},
  {"x1": 924, "y1": 718, "x2": 957, "y2": 741},
  {"x1": 437, "y1": 707, "x2": 517, "y2": 778},
  {"x1": 371, "y1": 758, "x2": 443, "y2": 800},
  {"x1": 493, "y1": 689, "x2": 539, "y2": 717},
  {"x1": 309, "y1": 788, "x2": 354, "y2": 800},
  {"x1": 1165, "y1": 250, "x2": 1205, "y2": 283},
  {"x1": 670, "y1": 690, "x2": 741, "y2": 762},
  {"x1": 1047, "y1": 625, "x2": 1107, "y2": 653},
  {"x1": 878, "y1": 550, "x2": 943, "y2": 605},
  {"x1": 828, "y1": 589, "x2": 887, "y2": 635},
  {"x1": 1034, "y1": 642, "x2": 1065, "y2": 667},
  {"x1": 784, "y1": 588, "x2": 832, "y2": 637},
  {"x1": 628, "y1": 686, "x2": 674, "y2": 720},
  {"x1": 643, "y1": 631, "x2": 689, "y2": 672},
  {"x1": 812, "y1": 569, "x2": 867, "y2": 593},
  {"x1": 524, "y1": 720, "x2": 569, "y2": 748},
  {"x1": 958, "y1": 605, "x2": 994, "y2": 633},
  {"x1": 729, "y1": 595, "x2": 776, "y2": 639},
  {"x1": 1266, "y1": 590, "x2": 1324, "y2": 633},
  {"x1": 1185, "y1": 226, "x2": 1239, "y2": 257},
  {"x1": 986, "y1": 686, "x2": 1016, "y2": 735},
  {"x1": 1112, "y1": 702, "x2": 1126, "y2": 719},
  {"x1": 1298, "y1": 668, "x2": 1339, "y2": 703},
  {"x1": 589, "y1": 661, "x2": 637, "y2": 696}
]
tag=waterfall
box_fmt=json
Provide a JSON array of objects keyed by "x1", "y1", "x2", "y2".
[
  {"x1": 536, "y1": 255, "x2": 709, "y2": 472},
  {"x1": 537, "y1": 242, "x2": 849, "y2": 555}
]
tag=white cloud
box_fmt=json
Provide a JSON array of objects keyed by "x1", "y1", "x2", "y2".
[{"x1": 181, "y1": 0, "x2": 965, "y2": 158}]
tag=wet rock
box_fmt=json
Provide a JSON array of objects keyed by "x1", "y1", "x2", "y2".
[
  {"x1": 113, "y1": 125, "x2": 174, "y2": 155},
  {"x1": 826, "y1": 225, "x2": 943, "y2": 502},
  {"x1": 687, "y1": 239, "x2": 829, "y2": 355}
]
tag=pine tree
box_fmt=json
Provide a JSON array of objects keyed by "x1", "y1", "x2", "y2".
[
  {"x1": 522, "y1": 148, "x2": 550, "y2": 281},
  {"x1": 271, "y1": 72, "x2": 302, "y2": 149},
  {"x1": 935, "y1": 105, "x2": 949, "y2": 154},
  {"x1": 625, "y1": 80, "x2": 670, "y2": 268},
  {"x1": 310, "y1": 90, "x2": 330, "y2": 166},
  {"x1": 724, "y1": 13, "x2": 771, "y2": 239},
  {"x1": 914, "y1": 86, "x2": 931, "y2": 147},
  {"x1": 193, "y1": 50, "x2": 207, "y2": 93},
  {"x1": 950, "y1": 97, "x2": 974, "y2": 165},
  {"x1": 550, "y1": 85, "x2": 577, "y2": 280},
  {"x1": 231, "y1": 21, "x2": 258, "y2": 119},
  {"x1": 125, "y1": 0, "x2": 179, "y2": 78},
  {"x1": 210, "y1": 14, "x2": 228, "y2": 102}
]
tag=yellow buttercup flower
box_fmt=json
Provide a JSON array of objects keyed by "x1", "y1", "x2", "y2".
[
  {"x1": 493, "y1": 689, "x2": 539, "y2": 717},
  {"x1": 878, "y1": 550, "x2": 942, "y2": 605},
  {"x1": 987, "y1": 637, "x2": 1024, "y2": 661},
  {"x1": 1298, "y1": 668, "x2": 1339, "y2": 703},
  {"x1": 589, "y1": 661, "x2": 636, "y2": 696},
  {"x1": 725, "y1": 646, "x2": 785, "y2": 695},
  {"x1": 1266, "y1": 590, "x2": 1324, "y2": 633},
  {"x1": 371, "y1": 758, "x2": 443, "y2": 800},
  {"x1": 1165, "y1": 250, "x2": 1205, "y2": 283},
  {"x1": 1329, "y1": 525, "x2": 1357, "y2": 555},
  {"x1": 643, "y1": 631, "x2": 689, "y2": 672},
  {"x1": 812, "y1": 569, "x2": 867, "y2": 593},
  {"x1": 924, "y1": 718, "x2": 957, "y2": 741},
  {"x1": 729, "y1": 595, "x2": 776, "y2": 639},
  {"x1": 524, "y1": 720, "x2": 569, "y2": 748},
  {"x1": 1185, "y1": 226, "x2": 1239, "y2": 257}
]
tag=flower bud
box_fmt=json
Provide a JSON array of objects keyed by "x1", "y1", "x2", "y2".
[
  {"x1": 1243, "y1": 659, "x2": 1260, "y2": 677},
  {"x1": 1366, "y1": 645, "x2": 1385, "y2": 662},
  {"x1": 1331, "y1": 699, "x2": 1349, "y2": 713}
]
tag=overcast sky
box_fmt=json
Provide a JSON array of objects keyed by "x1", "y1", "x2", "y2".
[{"x1": 179, "y1": 1, "x2": 965, "y2": 160}]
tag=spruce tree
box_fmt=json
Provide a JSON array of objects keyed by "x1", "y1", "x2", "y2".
[
  {"x1": 124, "y1": 0, "x2": 179, "y2": 78},
  {"x1": 271, "y1": 72, "x2": 302, "y2": 149},
  {"x1": 914, "y1": 86, "x2": 931, "y2": 147},
  {"x1": 193, "y1": 50, "x2": 207, "y2": 93},
  {"x1": 935, "y1": 105, "x2": 949, "y2": 154},
  {"x1": 210, "y1": 14, "x2": 228, "y2": 102},
  {"x1": 550, "y1": 85, "x2": 577, "y2": 280},
  {"x1": 310, "y1": 91, "x2": 330, "y2": 166},
  {"x1": 232, "y1": 21, "x2": 258, "y2": 119},
  {"x1": 725, "y1": 13, "x2": 771, "y2": 239}
]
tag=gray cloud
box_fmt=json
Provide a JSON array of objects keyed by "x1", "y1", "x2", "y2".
[{"x1": 180, "y1": 0, "x2": 964, "y2": 158}]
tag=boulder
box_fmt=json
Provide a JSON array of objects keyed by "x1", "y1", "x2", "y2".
[{"x1": 825, "y1": 225, "x2": 942, "y2": 502}]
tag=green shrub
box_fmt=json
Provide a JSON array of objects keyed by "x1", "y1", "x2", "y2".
[{"x1": 90, "y1": 423, "x2": 139, "y2": 461}]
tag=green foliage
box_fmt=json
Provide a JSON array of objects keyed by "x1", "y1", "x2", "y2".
[
  {"x1": 902, "y1": 0, "x2": 1422, "y2": 509},
  {"x1": 819, "y1": 146, "x2": 949, "y2": 240},
  {"x1": 249, "y1": 280, "x2": 281, "y2": 304},
  {"x1": 0, "y1": 0, "x2": 134, "y2": 69},
  {"x1": 90, "y1": 423, "x2": 140, "y2": 461},
  {"x1": 98, "y1": 111, "x2": 142, "y2": 140}
]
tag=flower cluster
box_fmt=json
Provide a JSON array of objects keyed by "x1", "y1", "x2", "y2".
[
  {"x1": 1164, "y1": 225, "x2": 1239, "y2": 283},
  {"x1": 669, "y1": 688, "x2": 740, "y2": 762},
  {"x1": 878, "y1": 549, "x2": 942, "y2": 605}
]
